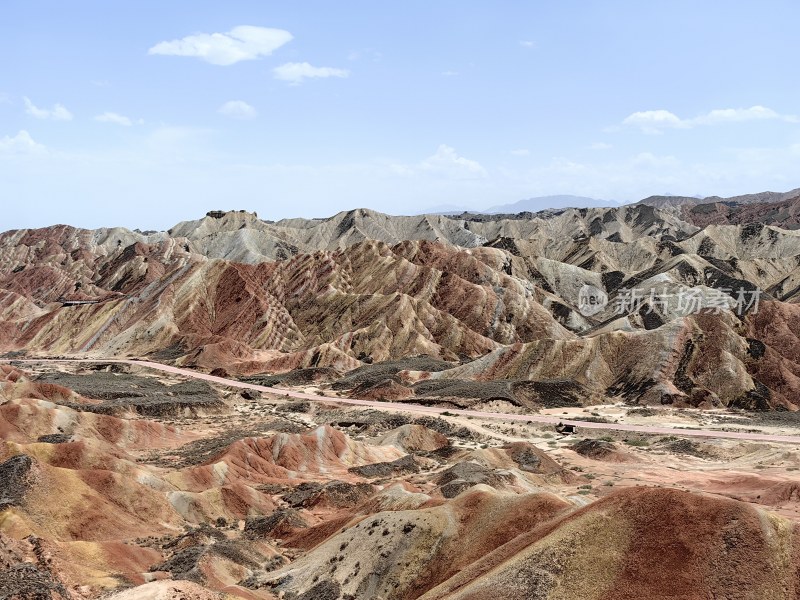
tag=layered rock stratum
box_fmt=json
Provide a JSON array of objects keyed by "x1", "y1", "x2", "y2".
[
  {"x1": 3, "y1": 203, "x2": 800, "y2": 409},
  {"x1": 5, "y1": 200, "x2": 800, "y2": 598},
  {"x1": 1, "y1": 361, "x2": 799, "y2": 600}
]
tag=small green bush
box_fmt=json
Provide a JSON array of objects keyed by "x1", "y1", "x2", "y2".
[{"x1": 624, "y1": 438, "x2": 650, "y2": 447}]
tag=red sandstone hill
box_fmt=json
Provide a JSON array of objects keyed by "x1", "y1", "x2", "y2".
[
  {"x1": 4, "y1": 205, "x2": 800, "y2": 409},
  {"x1": 3, "y1": 365, "x2": 799, "y2": 599}
]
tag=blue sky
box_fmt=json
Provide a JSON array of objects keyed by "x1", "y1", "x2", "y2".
[{"x1": 2, "y1": 1, "x2": 800, "y2": 230}]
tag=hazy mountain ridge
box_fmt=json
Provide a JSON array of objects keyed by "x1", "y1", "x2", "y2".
[
  {"x1": 485, "y1": 194, "x2": 621, "y2": 213},
  {"x1": 680, "y1": 190, "x2": 800, "y2": 229},
  {"x1": 638, "y1": 187, "x2": 800, "y2": 209}
]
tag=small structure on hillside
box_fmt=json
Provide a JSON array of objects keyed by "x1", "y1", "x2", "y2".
[
  {"x1": 58, "y1": 298, "x2": 101, "y2": 307},
  {"x1": 555, "y1": 422, "x2": 577, "y2": 435}
]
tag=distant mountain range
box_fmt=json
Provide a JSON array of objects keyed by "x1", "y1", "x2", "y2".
[
  {"x1": 680, "y1": 189, "x2": 800, "y2": 229},
  {"x1": 485, "y1": 195, "x2": 621, "y2": 213},
  {"x1": 421, "y1": 189, "x2": 800, "y2": 216},
  {"x1": 420, "y1": 195, "x2": 620, "y2": 215},
  {"x1": 637, "y1": 188, "x2": 800, "y2": 209}
]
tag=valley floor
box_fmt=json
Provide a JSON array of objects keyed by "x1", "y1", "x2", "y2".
[{"x1": 2, "y1": 358, "x2": 800, "y2": 599}]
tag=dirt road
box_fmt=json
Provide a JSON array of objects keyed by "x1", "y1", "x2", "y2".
[{"x1": 8, "y1": 357, "x2": 800, "y2": 445}]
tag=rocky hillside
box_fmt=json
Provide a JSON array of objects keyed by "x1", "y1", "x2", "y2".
[
  {"x1": 2, "y1": 363, "x2": 799, "y2": 599},
  {"x1": 637, "y1": 188, "x2": 800, "y2": 209},
  {"x1": 680, "y1": 192, "x2": 800, "y2": 229},
  {"x1": 4, "y1": 203, "x2": 800, "y2": 409}
]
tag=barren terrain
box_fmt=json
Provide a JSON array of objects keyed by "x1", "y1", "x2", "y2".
[
  {"x1": 4, "y1": 202, "x2": 800, "y2": 598},
  {"x1": 2, "y1": 359, "x2": 800, "y2": 599}
]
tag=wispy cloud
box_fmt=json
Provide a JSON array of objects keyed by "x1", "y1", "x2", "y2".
[
  {"x1": 694, "y1": 105, "x2": 798, "y2": 125},
  {"x1": 23, "y1": 97, "x2": 73, "y2": 121},
  {"x1": 588, "y1": 142, "x2": 613, "y2": 150},
  {"x1": 422, "y1": 145, "x2": 486, "y2": 177},
  {"x1": 442, "y1": 70, "x2": 459, "y2": 77},
  {"x1": 0, "y1": 93, "x2": 11, "y2": 104},
  {"x1": 519, "y1": 40, "x2": 536, "y2": 48},
  {"x1": 622, "y1": 105, "x2": 799, "y2": 134},
  {"x1": 94, "y1": 112, "x2": 135, "y2": 126},
  {"x1": 218, "y1": 100, "x2": 257, "y2": 120},
  {"x1": 510, "y1": 148, "x2": 530, "y2": 156},
  {"x1": 148, "y1": 25, "x2": 293, "y2": 66},
  {"x1": 0, "y1": 130, "x2": 46, "y2": 154},
  {"x1": 273, "y1": 62, "x2": 349, "y2": 84},
  {"x1": 391, "y1": 145, "x2": 487, "y2": 180}
]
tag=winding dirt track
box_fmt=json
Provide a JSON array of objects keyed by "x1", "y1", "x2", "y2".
[{"x1": 8, "y1": 357, "x2": 800, "y2": 445}]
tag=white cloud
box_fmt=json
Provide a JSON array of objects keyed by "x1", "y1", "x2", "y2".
[
  {"x1": 519, "y1": 40, "x2": 536, "y2": 48},
  {"x1": 622, "y1": 110, "x2": 687, "y2": 134},
  {"x1": 694, "y1": 105, "x2": 798, "y2": 125},
  {"x1": 23, "y1": 97, "x2": 73, "y2": 121},
  {"x1": 148, "y1": 25, "x2": 293, "y2": 66},
  {"x1": 273, "y1": 62, "x2": 349, "y2": 84},
  {"x1": 95, "y1": 112, "x2": 134, "y2": 126},
  {"x1": 6, "y1": 138, "x2": 800, "y2": 228},
  {"x1": 218, "y1": 100, "x2": 257, "y2": 119},
  {"x1": 493, "y1": 142, "x2": 800, "y2": 203},
  {"x1": 0, "y1": 130, "x2": 45, "y2": 154},
  {"x1": 398, "y1": 144, "x2": 487, "y2": 179},
  {"x1": 510, "y1": 148, "x2": 530, "y2": 156},
  {"x1": 422, "y1": 145, "x2": 486, "y2": 177},
  {"x1": 622, "y1": 105, "x2": 799, "y2": 133},
  {"x1": 589, "y1": 142, "x2": 613, "y2": 150},
  {"x1": 442, "y1": 70, "x2": 459, "y2": 77}
]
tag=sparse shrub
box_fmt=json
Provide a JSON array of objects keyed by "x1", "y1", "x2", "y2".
[{"x1": 624, "y1": 438, "x2": 650, "y2": 447}]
